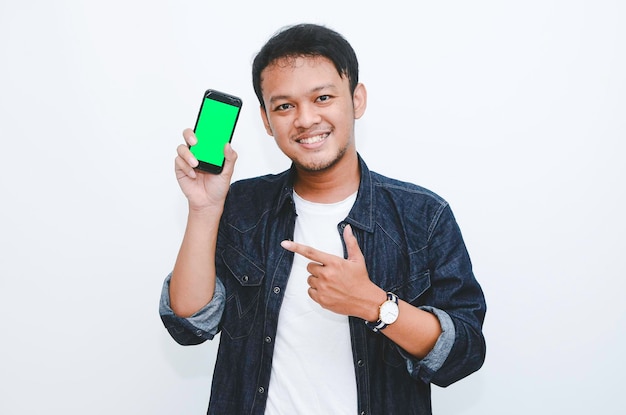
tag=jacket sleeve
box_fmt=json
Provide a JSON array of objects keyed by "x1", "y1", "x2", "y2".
[
  {"x1": 396, "y1": 305, "x2": 456, "y2": 381},
  {"x1": 412, "y1": 204, "x2": 487, "y2": 386},
  {"x1": 159, "y1": 273, "x2": 226, "y2": 345}
]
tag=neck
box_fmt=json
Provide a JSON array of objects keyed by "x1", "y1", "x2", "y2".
[{"x1": 293, "y1": 152, "x2": 360, "y2": 203}]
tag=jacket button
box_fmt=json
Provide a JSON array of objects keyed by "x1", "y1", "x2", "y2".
[
  {"x1": 265, "y1": 336, "x2": 272, "y2": 343},
  {"x1": 357, "y1": 359, "x2": 364, "y2": 367},
  {"x1": 258, "y1": 387, "x2": 265, "y2": 394},
  {"x1": 242, "y1": 275, "x2": 249, "y2": 283},
  {"x1": 273, "y1": 286, "x2": 281, "y2": 294}
]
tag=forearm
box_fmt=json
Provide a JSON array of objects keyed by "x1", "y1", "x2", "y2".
[
  {"x1": 382, "y1": 300, "x2": 442, "y2": 359},
  {"x1": 359, "y1": 287, "x2": 442, "y2": 359},
  {"x1": 170, "y1": 206, "x2": 223, "y2": 317}
]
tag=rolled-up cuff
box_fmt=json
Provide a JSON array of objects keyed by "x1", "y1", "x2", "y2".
[
  {"x1": 159, "y1": 273, "x2": 225, "y2": 343},
  {"x1": 398, "y1": 306, "x2": 455, "y2": 381}
]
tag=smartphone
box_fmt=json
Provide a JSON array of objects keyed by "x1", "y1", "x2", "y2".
[{"x1": 190, "y1": 89, "x2": 243, "y2": 174}]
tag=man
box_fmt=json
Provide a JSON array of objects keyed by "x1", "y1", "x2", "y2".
[{"x1": 160, "y1": 23, "x2": 486, "y2": 414}]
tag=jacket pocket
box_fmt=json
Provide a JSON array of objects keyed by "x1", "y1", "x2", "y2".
[
  {"x1": 393, "y1": 269, "x2": 431, "y2": 304},
  {"x1": 220, "y1": 245, "x2": 265, "y2": 340}
]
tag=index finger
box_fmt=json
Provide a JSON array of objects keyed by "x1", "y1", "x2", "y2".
[
  {"x1": 280, "y1": 240, "x2": 334, "y2": 265},
  {"x1": 182, "y1": 128, "x2": 197, "y2": 146}
]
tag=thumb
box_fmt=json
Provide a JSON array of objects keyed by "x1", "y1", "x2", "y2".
[
  {"x1": 343, "y1": 224, "x2": 364, "y2": 262},
  {"x1": 221, "y1": 143, "x2": 238, "y2": 176}
]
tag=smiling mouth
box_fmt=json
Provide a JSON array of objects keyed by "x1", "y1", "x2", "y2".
[{"x1": 296, "y1": 133, "x2": 329, "y2": 145}]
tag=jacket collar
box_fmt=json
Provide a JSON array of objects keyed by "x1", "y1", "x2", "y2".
[{"x1": 274, "y1": 154, "x2": 375, "y2": 233}]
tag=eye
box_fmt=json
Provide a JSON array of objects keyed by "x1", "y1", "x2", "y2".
[
  {"x1": 274, "y1": 103, "x2": 293, "y2": 111},
  {"x1": 317, "y1": 95, "x2": 331, "y2": 102}
]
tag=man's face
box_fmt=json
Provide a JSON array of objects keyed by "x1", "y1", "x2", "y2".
[{"x1": 259, "y1": 56, "x2": 366, "y2": 173}]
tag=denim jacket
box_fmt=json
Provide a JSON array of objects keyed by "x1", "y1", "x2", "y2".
[{"x1": 160, "y1": 156, "x2": 486, "y2": 415}]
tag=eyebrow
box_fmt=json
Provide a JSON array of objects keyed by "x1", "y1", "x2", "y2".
[{"x1": 268, "y1": 83, "x2": 338, "y2": 105}]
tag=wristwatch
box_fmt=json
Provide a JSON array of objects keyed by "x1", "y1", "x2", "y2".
[{"x1": 365, "y1": 292, "x2": 399, "y2": 332}]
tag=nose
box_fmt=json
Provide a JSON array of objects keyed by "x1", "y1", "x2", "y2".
[{"x1": 294, "y1": 103, "x2": 321, "y2": 129}]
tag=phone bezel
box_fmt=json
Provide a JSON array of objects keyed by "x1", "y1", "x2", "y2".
[{"x1": 191, "y1": 89, "x2": 242, "y2": 174}]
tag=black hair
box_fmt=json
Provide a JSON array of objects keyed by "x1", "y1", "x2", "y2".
[{"x1": 252, "y1": 23, "x2": 359, "y2": 109}]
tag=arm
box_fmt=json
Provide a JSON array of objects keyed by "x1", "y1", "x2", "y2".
[
  {"x1": 169, "y1": 128, "x2": 238, "y2": 318},
  {"x1": 280, "y1": 215, "x2": 486, "y2": 384},
  {"x1": 369, "y1": 205, "x2": 485, "y2": 386},
  {"x1": 421, "y1": 205, "x2": 486, "y2": 386},
  {"x1": 280, "y1": 225, "x2": 442, "y2": 358}
]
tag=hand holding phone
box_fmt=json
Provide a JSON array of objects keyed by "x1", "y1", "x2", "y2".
[{"x1": 190, "y1": 89, "x2": 242, "y2": 174}]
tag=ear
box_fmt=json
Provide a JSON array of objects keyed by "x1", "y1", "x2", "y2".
[
  {"x1": 352, "y1": 83, "x2": 367, "y2": 119},
  {"x1": 259, "y1": 105, "x2": 274, "y2": 136}
]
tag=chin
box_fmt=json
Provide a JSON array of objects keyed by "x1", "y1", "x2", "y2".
[
  {"x1": 296, "y1": 153, "x2": 344, "y2": 173},
  {"x1": 298, "y1": 162, "x2": 334, "y2": 172}
]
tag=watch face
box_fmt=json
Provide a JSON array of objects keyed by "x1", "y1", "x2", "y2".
[{"x1": 380, "y1": 301, "x2": 399, "y2": 325}]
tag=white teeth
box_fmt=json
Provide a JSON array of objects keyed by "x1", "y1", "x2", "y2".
[{"x1": 298, "y1": 134, "x2": 327, "y2": 144}]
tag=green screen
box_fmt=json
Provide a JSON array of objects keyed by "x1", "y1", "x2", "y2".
[{"x1": 191, "y1": 97, "x2": 240, "y2": 167}]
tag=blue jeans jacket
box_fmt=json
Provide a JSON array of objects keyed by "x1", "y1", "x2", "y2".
[{"x1": 160, "y1": 156, "x2": 486, "y2": 415}]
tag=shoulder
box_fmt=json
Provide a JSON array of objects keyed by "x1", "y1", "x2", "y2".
[
  {"x1": 370, "y1": 170, "x2": 448, "y2": 209},
  {"x1": 365, "y1": 170, "x2": 458, "y2": 245}
]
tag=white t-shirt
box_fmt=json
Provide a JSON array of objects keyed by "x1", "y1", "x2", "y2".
[{"x1": 265, "y1": 191, "x2": 358, "y2": 415}]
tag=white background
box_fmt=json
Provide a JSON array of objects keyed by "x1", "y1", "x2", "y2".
[{"x1": 1, "y1": 0, "x2": 624, "y2": 413}]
